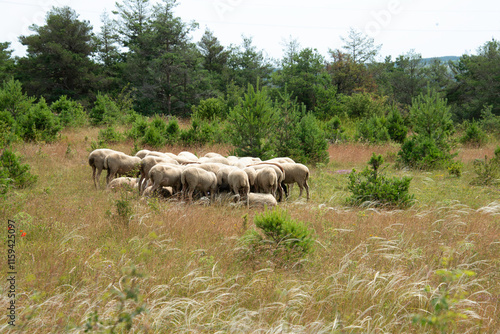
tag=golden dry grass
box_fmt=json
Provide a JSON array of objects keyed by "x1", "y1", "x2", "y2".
[{"x1": 0, "y1": 128, "x2": 498, "y2": 333}]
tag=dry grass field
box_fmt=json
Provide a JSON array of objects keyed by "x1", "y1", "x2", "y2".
[{"x1": 1, "y1": 127, "x2": 499, "y2": 333}]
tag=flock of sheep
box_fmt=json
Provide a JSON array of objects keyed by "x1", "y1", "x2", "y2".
[{"x1": 88, "y1": 148, "x2": 310, "y2": 207}]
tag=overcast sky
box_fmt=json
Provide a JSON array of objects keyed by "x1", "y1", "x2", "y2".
[{"x1": 1, "y1": 0, "x2": 499, "y2": 61}]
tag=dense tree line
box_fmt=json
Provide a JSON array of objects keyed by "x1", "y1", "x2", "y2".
[{"x1": 0, "y1": 0, "x2": 497, "y2": 121}]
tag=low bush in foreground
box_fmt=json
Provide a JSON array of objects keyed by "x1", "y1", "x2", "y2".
[{"x1": 239, "y1": 208, "x2": 314, "y2": 266}]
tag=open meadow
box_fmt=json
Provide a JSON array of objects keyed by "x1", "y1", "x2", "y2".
[{"x1": 1, "y1": 127, "x2": 499, "y2": 333}]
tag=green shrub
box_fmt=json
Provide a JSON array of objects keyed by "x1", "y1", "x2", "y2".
[
  {"x1": 98, "y1": 126, "x2": 124, "y2": 145},
  {"x1": 18, "y1": 98, "x2": 62, "y2": 142},
  {"x1": 240, "y1": 207, "x2": 314, "y2": 262},
  {"x1": 142, "y1": 126, "x2": 165, "y2": 148},
  {"x1": 339, "y1": 92, "x2": 386, "y2": 118},
  {"x1": 447, "y1": 161, "x2": 463, "y2": 177},
  {"x1": 348, "y1": 153, "x2": 414, "y2": 207},
  {"x1": 0, "y1": 149, "x2": 37, "y2": 196},
  {"x1": 0, "y1": 78, "x2": 35, "y2": 118},
  {"x1": 386, "y1": 108, "x2": 408, "y2": 143},
  {"x1": 191, "y1": 97, "x2": 227, "y2": 120},
  {"x1": 397, "y1": 136, "x2": 454, "y2": 170},
  {"x1": 89, "y1": 93, "x2": 120, "y2": 125},
  {"x1": 180, "y1": 117, "x2": 228, "y2": 145},
  {"x1": 164, "y1": 117, "x2": 180, "y2": 143},
  {"x1": 323, "y1": 116, "x2": 347, "y2": 143},
  {"x1": 398, "y1": 88, "x2": 455, "y2": 169},
  {"x1": 90, "y1": 92, "x2": 137, "y2": 126},
  {"x1": 228, "y1": 83, "x2": 279, "y2": 160},
  {"x1": 479, "y1": 104, "x2": 500, "y2": 136},
  {"x1": 460, "y1": 120, "x2": 488, "y2": 147},
  {"x1": 470, "y1": 148, "x2": 500, "y2": 186},
  {"x1": 51, "y1": 95, "x2": 87, "y2": 127},
  {"x1": 398, "y1": 135, "x2": 454, "y2": 170},
  {"x1": 127, "y1": 116, "x2": 149, "y2": 140},
  {"x1": 355, "y1": 115, "x2": 391, "y2": 143},
  {"x1": 297, "y1": 113, "x2": 329, "y2": 165},
  {"x1": 0, "y1": 110, "x2": 18, "y2": 147}
]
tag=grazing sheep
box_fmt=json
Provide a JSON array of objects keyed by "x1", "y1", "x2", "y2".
[
  {"x1": 144, "y1": 151, "x2": 173, "y2": 159},
  {"x1": 135, "y1": 149, "x2": 152, "y2": 159},
  {"x1": 216, "y1": 166, "x2": 239, "y2": 193},
  {"x1": 200, "y1": 156, "x2": 231, "y2": 165},
  {"x1": 138, "y1": 156, "x2": 179, "y2": 194},
  {"x1": 181, "y1": 167, "x2": 218, "y2": 202},
  {"x1": 254, "y1": 167, "x2": 278, "y2": 196},
  {"x1": 265, "y1": 157, "x2": 296, "y2": 164},
  {"x1": 228, "y1": 169, "x2": 250, "y2": 206},
  {"x1": 143, "y1": 185, "x2": 173, "y2": 199},
  {"x1": 251, "y1": 163, "x2": 285, "y2": 201},
  {"x1": 233, "y1": 157, "x2": 261, "y2": 169},
  {"x1": 148, "y1": 164, "x2": 184, "y2": 196},
  {"x1": 243, "y1": 167, "x2": 257, "y2": 192},
  {"x1": 233, "y1": 193, "x2": 277, "y2": 208},
  {"x1": 204, "y1": 152, "x2": 223, "y2": 158},
  {"x1": 104, "y1": 152, "x2": 142, "y2": 184},
  {"x1": 106, "y1": 177, "x2": 139, "y2": 191},
  {"x1": 193, "y1": 162, "x2": 227, "y2": 175},
  {"x1": 280, "y1": 163, "x2": 310, "y2": 200},
  {"x1": 178, "y1": 151, "x2": 198, "y2": 161},
  {"x1": 88, "y1": 148, "x2": 119, "y2": 189}
]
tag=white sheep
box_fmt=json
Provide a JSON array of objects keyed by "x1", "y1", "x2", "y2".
[
  {"x1": 135, "y1": 149, "x2": 152, "y2": 159},
  {"x1": 192, "y1": 162, "x2": 227, "y2": 175},
  {"x1": 181, "y1": 167, "x2": 218, "y2": 202},
  {"x1": 280, "y1": 163, "x2": 310, "y2": 200},
  {"x1": 243, "y1": 167, "x2": 257, "y2": 192},
  {"x1": 178, "y1": 151, "x2": 199, "y2": 161},
  {"x1": 138, "y1": 156, "x2": 179, "y2": 194},
  {"x1": 199, "y1": 156, "x2": 231, "y2": 165},
  {"x1": 143, "y1": 185, "x2": 173, "y2": 199},
  {"x1": 88, "y1": 148, "x2": 120, "y2": 188},
  {"x1": 203, "y1": 152, "x2": 223, "y2": 158},
  {"x1": 233, "y1": 193, "x2": 277, "y2": 208},
  {"x1": 104, "y1": 152, "x2": 142, "y2": 184},
  {"x1": 228, "y1": 169, "x2": 250, "y2": 206},
  {"x1": 148, "y1": 164, "x2": 184, "y2": 196},
  {"x1": 265, "y1": 157, "x2": 296, "y2": 164},
  {"x1": 251, "y1": 163, "x2": 285, "y2": 201},
  {"x1": 254, "y1": 167, "x2": 278, "y2": 196},
  {"x1": 106, "y1": 177, "x2": 139, "y2": 191},
  {"x1": 216, "y1": 166, "x2": 239, "y2": 193}
]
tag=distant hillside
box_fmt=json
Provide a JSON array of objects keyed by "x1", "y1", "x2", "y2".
[{"x1": 422, "y1": 56, "x2": 460, "y2": 64}]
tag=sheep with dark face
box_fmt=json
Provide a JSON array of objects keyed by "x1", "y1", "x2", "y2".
[
  {"x1": 88, "y1": 148, "x2": 120, "y2": 188},
  {"x1": 280, "y1": 163, "x2": 310, "y2": 200},
  {"x1": 143, "y1": 185, "x2": 173, "y2": 199},
  {"x1": 104, "y1": 152, "x2": 142, "y2": 184},
  {"x1": 216, "y1": 166, "x2": 239, "y2": 193},
  {"x1": 181, "y1": 167, "x2": 218, "y2": 202}
]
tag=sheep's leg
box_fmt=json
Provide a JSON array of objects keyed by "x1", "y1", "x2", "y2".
[
  {"x1": 298, "y1": 182, "x2": 304, "y2": 199},
  {"x1": 92, "y1": 166, "x2": 97, "y2": 189},
  {"x1": 106, "y1": 169, "x2": 115, "y2": 185},
  {"x1": 304, "y1": 181, "x2": 310, "y2": 201},
  {"x1": 95, "y1": 168, "x2": 104, "y2": 189}
]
